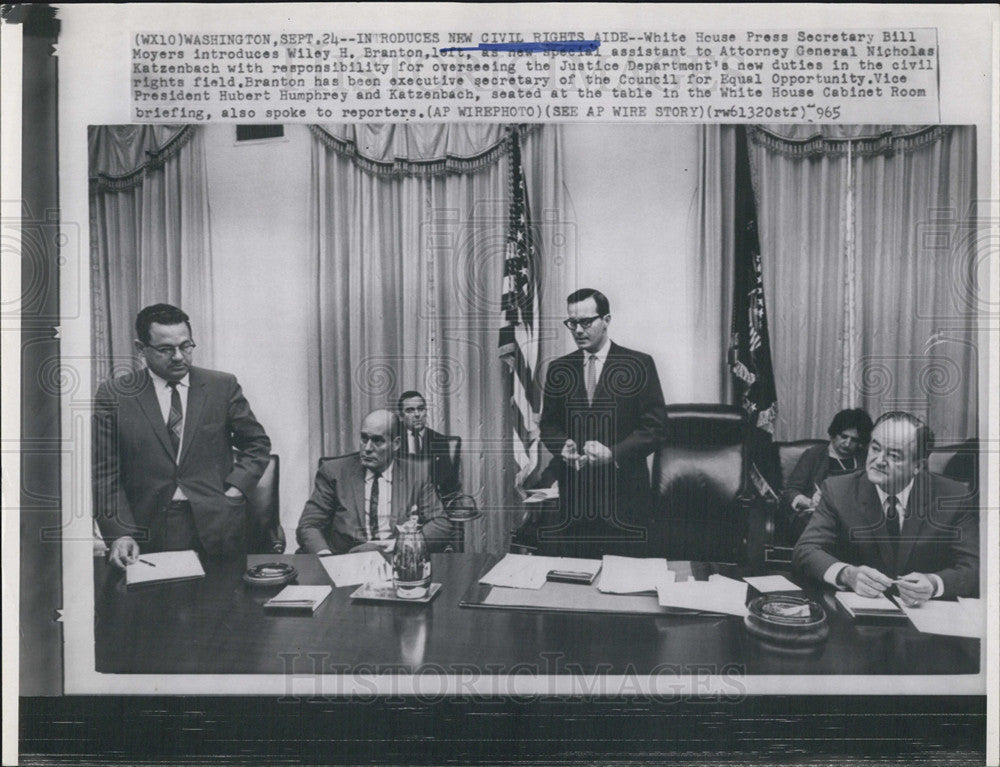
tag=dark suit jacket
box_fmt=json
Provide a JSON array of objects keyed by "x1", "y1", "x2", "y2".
[
  {"x1": 296, "y1": 454, "x2": 451, "y2": 554},
  {"x1": 793, "y1": 470, "x2": 979, "y2": 598},
  {"x1": 406, "y1": 427, "x2": 461, "y2": 502},
  {"x1": 93, "y1": 366, "x2": 271, "y2": 556},
  {"x1": 539, "y1": 342, "x2": 666, "y2": 552}
]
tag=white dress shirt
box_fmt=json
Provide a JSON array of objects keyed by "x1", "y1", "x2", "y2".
[{"x1": 585, "y1": 337, "x2": 612, "y2": 388}]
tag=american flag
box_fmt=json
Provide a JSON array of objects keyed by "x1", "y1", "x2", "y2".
[{"x1": 499, "y1": 128, "x2": 541, "y2": 495}]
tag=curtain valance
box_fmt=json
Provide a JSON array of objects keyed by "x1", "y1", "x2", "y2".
[
  {"x1": 309, "y1": 123, "x2": 539, "y2": 177},
  {"x1": 88, "y1": 125, "x2": 194, "y2": 191},
  {"x1": 749, "y1": 124, "x2": 952, "y2": 159}
]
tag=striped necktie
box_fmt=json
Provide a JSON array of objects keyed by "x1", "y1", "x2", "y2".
[
  {"x1": 166, "y1": 381, "x2": 183, "y2": 458},
  {"x1": 368, "y1": 471, "x2": 381, "y2": 541}
]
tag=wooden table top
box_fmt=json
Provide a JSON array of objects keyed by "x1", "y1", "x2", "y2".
[{"x1": 94, "y1": 553, "x2": 979, "y2": 675}]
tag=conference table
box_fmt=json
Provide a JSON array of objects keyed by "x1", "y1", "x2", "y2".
[{"x1": 94, "y1": 553, "x2": 979, "y2": 676}]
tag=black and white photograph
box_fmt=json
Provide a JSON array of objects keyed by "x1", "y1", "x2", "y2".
[{"x1": 4, "y1": 4, "x2": 997, "y2": 765}]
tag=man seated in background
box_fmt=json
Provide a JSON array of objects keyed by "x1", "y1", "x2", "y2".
[
  {"x1": 296, "y1": 409, "x2": 452, "y2": 555},
  {"x1": 793, "y1": 411, "x2": 979, "y2": 605},
  {"x1": 397, "y1": 390, "x2": 461, "y2": 504},
  {"x1": 93, "y1": 303, "x2": 272, "y2": 568}
]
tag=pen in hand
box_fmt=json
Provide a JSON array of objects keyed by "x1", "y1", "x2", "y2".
[{"x1": 138, "y1": 558, "x2": 156, "y2": 567}]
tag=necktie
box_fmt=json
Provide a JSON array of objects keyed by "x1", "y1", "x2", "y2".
[
  {"x1": 585, "y1": 354, "x2": 597, "y2": 405},
  {"x1": 885, "y1": 495, "x2": 900, "y2": 569},
  {"x1": 166, "y1": 381, "x2": 183, "y2": 458},
  {"x1": 412, "y1": 431, "x2": 422, "y2": 455},
  {"x1": 368, "y1": 471, "x2": 381, "y2": 541}
]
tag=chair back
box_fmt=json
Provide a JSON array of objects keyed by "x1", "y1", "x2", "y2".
[
  {"x1": 246, "y1": 454, "x2": 284, "y2": 554},
  {"x1": 776, "y1": 439, "x2": 827, "y2": 490},
  {"x1": 927, "y1": 438, "x2": 978, "y2": 502},
  {"x1": 652, "y1": 405, "x2": 750, "y2": 563}
]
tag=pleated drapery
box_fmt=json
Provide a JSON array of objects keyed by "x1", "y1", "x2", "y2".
[
  {"x1": 89, "y1": 125, "x2": 215, "y2": 383},
  {"x1": 309, "y1": 123, "x2": 567, "y2": 552}
]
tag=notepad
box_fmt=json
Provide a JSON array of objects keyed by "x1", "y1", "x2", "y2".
[
  {"x1": 479, "y1": 554, "x2": 601, "y2": 590},
  {"x1": 656, "y1": 575, "x2": 749, "y2": 617},
  {"x1": 319, "y1": 551, "x2": 391, "y2": 587},
  {"x1": 834, "y1": 591, "x2": 904, "y2": 618},
  {"x1": 125, "y1": 550, "x2": 205, "y2": 586},
  {"x1": 596, "y1": 556, "x2": 675, "y2": 594},
  {"x1": 264, "y1": 585, "x2": 332, "y2": 613}
]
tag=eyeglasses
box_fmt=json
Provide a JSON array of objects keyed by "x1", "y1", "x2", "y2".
[
  {"x1": 146, "y1": 341, "x2": 197, "y2": 356},
  {"x1": 563, "y1": 316, "x2": 603, "y2": 331},
  {"x1": 835, "y1": 433, "x2": 861, "y2": 444}
]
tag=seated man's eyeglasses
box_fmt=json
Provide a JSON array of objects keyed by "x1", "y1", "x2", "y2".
[
  {"x1": 146, "y1": 341, "x2": 197, "y2": 356},
  {"x1": 563, "y1": 316, "x2": 603, "y2": 330}
]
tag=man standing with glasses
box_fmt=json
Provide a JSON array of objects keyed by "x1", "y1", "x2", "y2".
[
  {"x1": 93, "y1": 303, "x2": 271, "y2": 568},
  {"x1": 538, "y1": 288, "x2": 667, "y2": 557}
]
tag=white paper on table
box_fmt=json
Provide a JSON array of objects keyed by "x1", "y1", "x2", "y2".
[
  {"x1": 900, "y1": 598, "x2": 984, "y2": 638},
  {"x1": 523, "y1": 486, "x2": 559, "y2": 504},
  {"x1": 596, "y1": 556, "x2": 675, "y2": 594},
  {"x1": 319, "y1": 551, "x2": 391, "y2": 587},
  {"x1": 478, "y1": 553, "x2": 601, "y2": 590},
  {"x1": 657, "y1": 578, "x2": 749, "y2": 617},
  {"x1": 743, "y1": 574, "x2": 801, "y2": 593},
  {"x1": 125, "y1": 550, "x2": 205, "y2": 586}
]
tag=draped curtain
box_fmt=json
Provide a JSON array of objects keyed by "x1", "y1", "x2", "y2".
[
  {"x1": 89, "y1": 125, "x2": 214, "y2": 384},
  {"x1": 748, "y1": 125, "x2": 977, "y2": 440},
  {"x1": 309, "y1": 124, "x2": 565, "y2": 552}
]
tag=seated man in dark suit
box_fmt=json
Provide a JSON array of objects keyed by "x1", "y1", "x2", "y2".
[
  {"x1": 296, "y1": 409, "x2": 452, "y2": 554},
  {"x1": 93, "y1": 303, "x2": 272, "y2": 568},
  {"x1": 397, "y1": 390, "x2": 461, "y2": 503},
  {"x1": 794, "y1": 411, "x2": 979, "y2": 605}
]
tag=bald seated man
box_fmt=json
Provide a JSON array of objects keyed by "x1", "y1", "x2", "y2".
[{"x1": 296, "y1": 409, "x2": 452, "y2": 555}]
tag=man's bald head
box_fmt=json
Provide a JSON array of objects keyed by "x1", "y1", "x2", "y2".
[{"x1": 359, "y1": 409, "x2": 401, "y2": 473}]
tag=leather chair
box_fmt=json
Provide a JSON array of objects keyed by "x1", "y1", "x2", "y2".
[
  {"x1": 246, "y1": 454, "x2": 285, "y2": 554},
  {"x1": 652, "y1": 404, "x2": 763, "y2": 566},
  {"x1": 766, "y1": 438, "x2": 828, "y2": 555},
  {"x1": 928, "y1": 438, "x2": 979, "y2": 508},
  {"x1": 776, "y1": 439, "x2": 828, "y2": 491}
]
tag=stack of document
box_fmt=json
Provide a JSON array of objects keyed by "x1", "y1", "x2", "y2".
[
  {"x1": 656, "y1": 574, "x2": 749, "y2": 617},
  {"x1": 125, "y1": 550, "x2": 205, "y2": 586},
  {"x1": 900, "y1": 597, "x2": 983, "y2": 638},
  {"x1": 596, "y1": 556, "x2": 675, "y2": 594},
  {"x1": 479, "y1": 554, "x2": 601, "y2": 590},
  {"x1": 264, "y1": 585, "x2": 332, "y2": 613},
  {"x1": 319, "y1": 551, "x2": 391, "y2": 587},
  {"x1": 835, "y1": 591, "x2": 903, "y2": 618}
]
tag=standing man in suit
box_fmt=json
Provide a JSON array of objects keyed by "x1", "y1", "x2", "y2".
[
  {"x1": 539, "y1": 288, "x2": 667, "y2": 557},
  {"x1": 794, "y1": 411, "x2": 979, "y2": 604},
  {"x1": 93, "y1": 304, "x2": 271, "y2": 568},
  {"x1": 397, "y1": 390, "x2": 461, "y2": 503},
  {"x1": 296, "y1": 409, "x2": 452, "y2": 555}
]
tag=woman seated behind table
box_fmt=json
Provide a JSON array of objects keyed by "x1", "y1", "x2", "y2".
[{"x1": 783, "y1": 408, "x2": 874, "y2": 533}]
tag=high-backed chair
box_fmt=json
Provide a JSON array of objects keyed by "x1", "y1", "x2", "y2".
[
  {"x1": 246, "y1": 454, "x2": 284, "y2": 554},
  {"x1": 652, "y1": 404, "x2": 761, "y2": 566},
  {"x1": 928, "y1": 438, "x2": 979, "y2": 508},
  {"x1": 776, "y1": 439, "x2": 828, "y2": 492}
]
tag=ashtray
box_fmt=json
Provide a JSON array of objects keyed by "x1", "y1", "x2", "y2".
[
  {"x1": 744, "y1": 594, "x2": 829, "y2": 645},
  {"x1": 243, "y1": 562, "x2": 298, "y2": 587}
]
